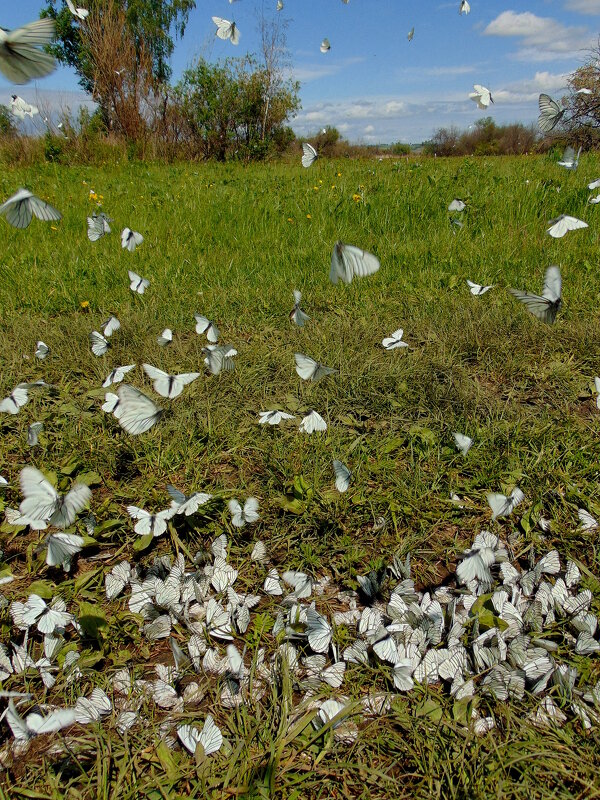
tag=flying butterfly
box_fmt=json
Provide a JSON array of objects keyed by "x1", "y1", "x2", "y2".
[
  {"x1": 301, "y1": 143, "x2": 318, "y2": 168},
  {"x1": 203, "y1": 344, "x2": 237, "y2": 375},
  {"x1": 66, "y1": 0, "x2": 89, "y2": 20},
  {"x1": 212, "y1": 17, "x2": 240, "y2": 45},
  {"x1": 19, "y1": 466, "x2": 91, "y2": 529},
  {"x1": 0, "y1": 188, "x2": 61, "y2": 229},
  {"x1": 295, "y1": 353, "x2": 336, "y2": 381},
  {"x1": 10, "y1": 95, "x2": 38, "y2": 119},
  {"x1": 330, "y1": 241, "x2": 380, "y2": 285},
  {"x1": 0, "y1": 18, "x2": 56, "y2": 84},
  {"x1": 407, "y1": 27, "x2": 414, "y2": 42},
  {"x1": 46, "y1": 532, "x2": 84, "y2": 570},
  {"x1": 290, "y1": 289, "x2": 310, "y2": 327},
  {"x1": 101, "y1": 314, "x2": 120, "y2": 336},
  {"x1": 459, "y1": 0, "x2": 470, "y2": 14},
  {"x1": 382, "y1": 329, "x2": 408, "y2": 350},
  {"x1": 546, "y1": 215, "x2": 587, "y2": 238},
  {"x1": 27, "y1": 422, "x2": 43, "y2": 447},
  {"x1": 128, "y1": 270, "x2": 149, "y2": 294},
  {"x1": 469, "y1": 84, "x2": 493, "y2": 110},
  {"x1": 467, "y1": 279, "x2": 494, "y2": 296},
  {"x1": 102, "y1": 364, "x2": 135, "y2": 388},
  {"x1": 89, "y1": 330, "x2": 109, "y2": 356},
  {"x1": 143, "y1": 364, "x2": 200, "y2": 399},
  {"x1": 87, "y1": 212, "x2": 111, "y2": 241},
  {"x1": 121, "y1": 228, "x2": 143, "y2": 252},
  {"x1": 194, "y1": 314, "x2": 219, "y2": 342},
  {"x1": 453, "y1": 432, "x2": 473, "y2": 455},
  {"x1": 299, "y1": 410, "x2": 327, "y2": 433},
  {"x1": 557, "y1": 146, "x2": 582, "y2": 170},
  {"x1": 320, "y1": 38, "x2": 330, "y2": 53},
  {"x1": 0, "y1": 383, "x2": 30, "y2": 415},
  {"x1": 487, "y1": 487, "x2": 525, "y2": 520},
  {"x1": 157, "y1": 328, "x2": 173, "y2": 346},
  {"x1": 35, "y1": 340, "x2": 49, "y2": 359},
  {"x1": 113, "y1": 384, "x2": 163, "y2": 435},
  {"x1": 448, "y1": 199, "x2": 466, "y2": 212},
  {"x1": 538, "y1": 94, "x2": 564, "y2": 133},
  {"x1": 258, "y1": 410, "x2": 296, "y2": 425},
  {"x1": 509, "y1": 265, "x2": 562, "y2": 323},
  {"x1": 127, "y1": 505, "x2": 173, "y2": 537}
]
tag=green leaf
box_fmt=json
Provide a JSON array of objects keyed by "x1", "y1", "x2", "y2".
[
  {"x1": 156, "y1": 741, "x2": 179, "y2": 779},
  {"x1": 415, "y1": 698, "x2": 443, "y2": 722},
  {"x1": 76, "y1": 471, "x2": 103, "y2": 487},
  {"x1": 27, "y1": 581, "x2": 55, "y2": 599},
  {"x1": 133, "y1": 533, "x2": 154, "y2": 552},
  {"x1": 78, "y1": 601, "x2": 109, "y2": 640}
]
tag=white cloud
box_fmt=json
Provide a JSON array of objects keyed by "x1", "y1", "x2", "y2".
[
  {"x1": 565, "y1": 0, "x2": 600, "y2": 14},
  {"x1": 493, "y1": 70, "x2": 570, "y2": 102},
  {"x1": 290, "y1": 56, "x2": 365, "y2": 83},
  {"x1": 484, "y1": 10, "x2": 593, "y2": 61}
]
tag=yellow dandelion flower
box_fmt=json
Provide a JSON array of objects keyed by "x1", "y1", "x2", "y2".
[
  {"x1": 352, "y1": 193, "x2": 362, "y2": 203},
  {"x1": 287, "y1": 217, "x2": 294, "y2": 222},
  {"x1": 80, "y1": 300, "x2": 90, "y2": 309},
  {"x1": 319, "y1": 179, "x2": 323, "y2": 184},
  {"x1": 337, "y1": 172, "x2": 342, "y2": 177},
  {"x1": 306, "y1": 214, "x2": 312, "y2": 219},
  {"x1": 331, "y1": 184, "x2": 336, "y2": 189}
]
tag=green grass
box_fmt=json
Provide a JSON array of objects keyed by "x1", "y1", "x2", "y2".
[{"x1": 1, "y1": 154, "x2": 600, "y2": 798}]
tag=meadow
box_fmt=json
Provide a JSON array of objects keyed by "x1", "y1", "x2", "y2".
[{"x1": 1, "y1": 153, "x2": 600, "y2": 799}]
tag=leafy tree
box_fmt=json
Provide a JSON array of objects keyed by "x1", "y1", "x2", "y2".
[
  {"x1": 40, "y1": 0, "x2": 195, "y2": 93},
  {"x1": 0, "y1": 105, "x2": 16, "y2": 137},
  {"x1": 176, "y1": 56, "x2": 300, "y2": 160}
]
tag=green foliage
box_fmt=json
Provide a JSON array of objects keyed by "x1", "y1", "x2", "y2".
[
  {"x1": 43, "y1": 129, "x2": 64, "y2": 162},
  {"x1": 425, "y1": 118, "x2": 539, "y2": 156},
  {"x1": 390, "y1": 141, "x2": 411, "y2": 155},
  {"x1": 0, "y1": 105, "x2": 16, "y2": 137},
  {"x1": 175, "y1": 56, "x2": 300, "y2": 161},
  {"x1": 1, "y1": 155, "x2": 600, "y2": 797},
  {"x1": 40, "y1": 0, "x2": 196, "y2": 90}
]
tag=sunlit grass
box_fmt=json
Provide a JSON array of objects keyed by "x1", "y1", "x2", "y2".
[{"x1": 1, "y1": 154, "x2": 600, "y2": 798}]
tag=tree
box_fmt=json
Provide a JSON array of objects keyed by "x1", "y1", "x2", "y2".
[
  {"x1": 0, "y1": 105, "x2": 16, "y2": 137},
  {"x1": 562, "y1": 39, "x2": 600, "y2": 147},
  {"x1": 175, "y1": 56, "x2": 299, "y2": 160},
  {"x1": 40, "y1": 0, "x2": 195, "y2": 94}
]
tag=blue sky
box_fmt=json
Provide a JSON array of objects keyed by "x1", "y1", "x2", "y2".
[{"x1": 1, "y1": 0, "x2": 599, "y2": 142}]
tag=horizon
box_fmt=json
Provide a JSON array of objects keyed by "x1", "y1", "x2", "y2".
[{"x1": 1, "y1": 1, "x2": 598, "y2": 144}]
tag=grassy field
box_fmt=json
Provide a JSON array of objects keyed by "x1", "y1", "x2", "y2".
[{"x1": 1, "y1": 153, "x2": 600, "y2": 799}]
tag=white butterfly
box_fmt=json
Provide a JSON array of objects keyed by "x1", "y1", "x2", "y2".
[
  {"x1": 102, "y1": 364, "x2": 135, "y2": 388},
  {"x1": 74, "y1": 689, "x2": 112, "y2": 725},
  {"x1": 167, "y1": 485, "x2": 212, "y2": 516},
  {"x1": 101, "y1": 314, "x2": 120, "y2": 336},
  {"x1": 0, "y1": 384, "x2": 30, "y2": 415},
  {"x1": 194, "y1": 314, "x2": 219, "y2": 342},
  {"x1": 448, "y1": 199, "x2": 466, "y2": 212},
  {"x1": 66, "y1": 0, "x2": 89, "y2": 20},
  {"x1": 382, "y1": 329, "x2": 408, "y2": 350},
  {"x1": 459, "y1": 0, "x2": 470, "y2": 14},
  {"x1": 142, "y1": 364, "x2": 200, "y2": 399},
  {"x1": 229, "y1": 497, "x2": 260, "y2": 527},
  {"x1": 302, "y1": 142, "x2": 318, "y2": 168},
  {"x1": 576, "y1": 87, "x2": 592, "y2": 95},
  {"x1": 295, "y1": 353, "x2": 336, "y2": 381},
  {"x1": 407, "y1": 27, "x2": 414, "y2": 41},
  {"x1": 578, "y1": 508, "x2": 598, "y2": 531},
  {"x1": 212, "y1": 17, "x2": 240, "y2": 45},
  {"x1": 113, "y1": 384, "x2": 163, "y2": 435},
  {"x1": 588, "y1": 179, "x2": 600, "y2": 190},
  {"x1": 277, "y1": 0, "x2": 284, "y2": 9},
  {"x1": 35, "y1": 340, "x2": 49, "y2": 359},
  {"x1": 177, "y1": 715, "x2": 222, "y2": 756},
  {"x1": 89, "y1": 330, "x2": 109, "y2": 356},
  {"x1": 330, "y1": 241, "x2": 380, "y2": 285},
  {"x1": 127, "y1": 506, "x2": 173, "y2": 537},
  {"x1": 333, "y1": 460, "x2": 351, "y2": 492},
  {"x1": 453, "y1": 432, "x2": 473, "y2": 455},
  {"x1": 0, "y1": 18, "x2": 56, "y2": 85},
  {"x1": 102, "y1": 392, "x2": 119, "y2": 413},
  {"x1": 10, "y1": 94, "x2": 38, "y2": 119},
  {"x1": 538, "y1": 94, "x2": 564, "y2": 133},
  {"x1": 320, "y1": 38, "x2": 330, "y2": 53},
  {"x1": 0, "y1": 188, "x2": 61, "y2": 229},
  {"x1": 306, "y1": 607, "x2": 332, "y2": 653},
  {"x1": 157, "y1": 328, "x2": 173, "y2": 346},
  {"x1": 251, "y1": 540, "x2": 268, "y2": 564},
  {"x1": 469, "y1": 84, "x2": 493, "y2": 109},
  {"x1": 487, "y1": 487, "x2": 525, "y2": 520},
  {"x1": 456, "y1": 546, "x2": 495, "y2": 586},
  {"x1": 258, "y1": 410, "x2": 295, "y2": 425},
  {"x1": 263, "y1": 568, "x2": 282, "y2": 595},
  {"x1": 202, "y1": 344, "x2": 237, "y2": 375},
  {"x1": 509, "y1": 265, "x2": 562, "y2": 323},
  {"x1": 21, "y1": 594, "x2": 73, "y2": 634},
  {"x1": 19, "y1": 466, "x2": 91, "y2": 530},
  {"x1": 27, "y1": 422, "x2": 43, "y2": 446},
  {"x1": 105, "y1": 561, "x2": 132, "y2": 600},
  {"x1": 290, "y1": 289, "x2": 310, "y2": 326},
  {"x1": 128, "y1": 270, "x2": 150, "y2": 294},
  {"x1": 46, "y1": 532, "x2": 84, "y2": 570},
  {"x1": 546, "y1": 215, "x2": 587, "y2": 238},
  {"x1": 87, "y1": 212, "x2": 111, "y2": 241},
  {"x1": 466, "y1": 279, "x2": 494, "y2": 295},
  {"x1": 299, "y1": 409, "x2": 327, "y2": 433},
  {"x1": 589, "y1": 195, "x2": 600, "y2": 204},
  {"x1": 594, "y1": 376, "x2": 600, "y2": 409},
  {"x1": 557, "y1": 146, "x2": 582, "y2": 170},
  {"x1": 121, "y1": 228, "x2": 143, "y2": 252}
]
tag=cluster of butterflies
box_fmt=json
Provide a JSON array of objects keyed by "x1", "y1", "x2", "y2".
[{"x1": 2, "y1": 521, "x2": 600, "y2": 756}]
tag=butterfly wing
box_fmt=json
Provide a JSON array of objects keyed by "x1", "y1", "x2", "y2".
[
  {"x1": 542, "y1": 265, "x2": 561, "y2": 303},
  {"x1": 0, "y1": 19, "x2": 56, "y2": 84},
  {"x1": 228, "y1": 499, "x2": 244, "y2": 527},
  {"x1": 332, "y1": 241, "x2": 380, "y2": 284},
  {"x1": 46, "y1": 533, "x2": 84, "y2": 568},
  {"x1": 115, "y1": 384, "x2": 162, "y2": 435},
  {"x1": 19, "y1": 466, "x2": 59, "y2": 523},
  {"x1": 538, "y1": 94, "x2": 563, "y2": 133},
  {"x1": 487, "y1": 493, "x2": 510, "y2": 520},
  {"x1": 0, "y1": 188, "x2": 34, "y2": 228},
  {"x1": 29, "y1": 195, "x2": 61, "y2": 223},
  {"x1": 242, "y1": 497, "x2": 260, "y2": 524},
  {"x1": 509, "y1": 290, "x2": 555, "y2": 323},
  {"x1": 51, "y1": 483, "x2": 91, "y2": 528},
  {"x1": 89, "y1": 331, "x2": 109, "y2": 356},
  {"x1": 302, "y1": 143, "x2": 318, "y2": 168},
  {"x1": 294, "y1": 353, "x2": 317, "y2": 380},
  {"x1": 333, "y1": 460, "x2": 351, "y2": 492}
]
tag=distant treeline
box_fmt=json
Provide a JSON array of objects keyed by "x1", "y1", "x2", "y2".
[{"x1": 423, "y1": 117, "x2": 561, "y2": 157}]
